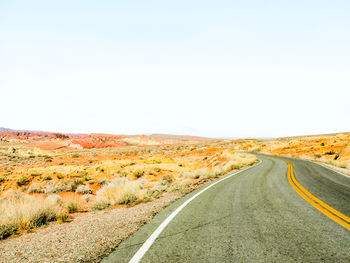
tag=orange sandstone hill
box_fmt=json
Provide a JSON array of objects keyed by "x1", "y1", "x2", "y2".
[{"x1": 0, "y1": 130, "x2": 213, "y2": 150}]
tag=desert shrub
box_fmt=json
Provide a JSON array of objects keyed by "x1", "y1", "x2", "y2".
[
  {"x1": 66, "y1": 199, "x2": 81, "y2": 213},
  {"x1": 0, "y1": 194, "x2": 59, "y2": 239},
  {"x1": 328, "y1": 160, "x2": 349, "y2": 169},
  {"x1": 44, "y1": 184, "x2": 59, "y2": 194},
  {"x1": 313, "y1": 153, "x2": 322, "y2": 159},
  {"x1": 56, "y1": 173, "x2": 64, "y2": 179},
  {"x1": 222, "y1": 152, "x2": 257, "y2": 171},
  {"x1": 169, "y1": 182, "x2": 186, "y2": 192},
  {"x1": 44, "y1": 182, "x2": 72, "y2": 194},
  {"x1": 133, "y1": 170, "x2": 144, "y2": 178},
  {"x1": 178, "y1": 152, "x2": 256, "y2": 181},
  {"x1": 56, "y1": 182, "x2": 72, "y2": 192},
  {"x1": 91, "y1": 201, "x2": 110, "y2": 211},
  {"x1": 0, "y1": 224, "x2": 17, "y2": 240},
  {"x1": 162, "y1": 175, "x2": 173, "y2": 184},
  {"x1": 82, "y1": 194, "x2": 92, "y2": 203},
  {"x1": 120, "y1": 171, "x2": 128, "y2": 177},
  {"x1": 326, "y1": 160, "x2": 349, "y2": 169},
  {"x1": 147, "y1": 180, "x2": 168, "y2": 197},
  {"x1": 71, "y1": 179, "x2": 83, "y2": 191},
  {"x1": 30, "y1": 208, "x2": 57, "y2": 228},
  {"x1": 97, "y1": 179, "x2": 109, "y2": 185},
  {"x1": 28, "y1": 183, "x2": 44, "y2": 194},
  {"x1": 72, "y1": 153, "x2": 80, "y2": 158},
  {"x1": 150, "y1": 159, "x2": 162, "y2": 164},
  {"x1": 93, "y1": 178, "x2": 144, "y2": 208},
  {"x1": 154, "y1": 167, "x2": 161, "y2": 172},
  {"x1": 20, "y1": 186, "x2": 28, "y2": 192},
  {"x1": 225, "y1": 161, "x2": 243, "y2": 170},
  {"x1": 179, "y1": 171, "x2": 198, "y2": 179},
  {"x1": 198, "y1": 168, "x2": 216, "y2": 179},
  {"x1": 178, "y1": 178, "x2": 192, "y2": 186},
  {"x1": 16, "y1": 176, "x2": 30, "y2": 186},
  {"x1": 43, "y1": 175, "x2": 52, "y2": 181},
  {"x1": 82, "y1": 175, "x2": 90, "y2": 182},
  {"x1": 76, "y1": 185, "x2": 92, "y2": 194},
  {"x1": 0, "y1": 178, "x2": 5, "y2": 183},
  {"x1": 56, "y1": 214, "x2": 71, "y2": 223},
  {"x1": 82, "y1": 172, "x2": 90, "y2": 181},
  {"x1": 339, "y1": 163, "x2": 348, "y2": 169},
  {"x1": 30, "y1": 172, "x2": 41, "y2": 177},
  {"x1": 96, "y1": 166, "x2": 105, "y2": 172}
]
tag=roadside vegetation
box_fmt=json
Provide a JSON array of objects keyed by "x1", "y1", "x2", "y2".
[
  {"x1": 0, "y1": 192, "x2": 62, "y2": 239},
  {"x1": 258, "y1": 133, "x2": 350, "y2": 170},
  {"x1": 0, "y1": 135, "x2": 258, "y2": 240}
]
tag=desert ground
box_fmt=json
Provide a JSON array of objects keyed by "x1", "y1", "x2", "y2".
[{"x1": 0, "y1": 130, "x2": 349, "y2": 262}]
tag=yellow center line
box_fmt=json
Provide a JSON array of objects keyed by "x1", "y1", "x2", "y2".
[{"x1": 284, "y1": 159, "x2": 350, "y2": 230}]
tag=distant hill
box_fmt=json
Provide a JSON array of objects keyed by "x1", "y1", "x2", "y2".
[
  {"x1": 0, "y1": 130, "x2": 186, "y2": 150},
  {"x1": 0, "y1": 127, "x2": 53, "y2": 133},
  {"x1": 276, "y1": 132, "x2": 350, "y2": 141},
  {"x1": 0, "y1": 127, "x2": 15, "y2": 132},
  {"x1": 150, "y1": 134, "x2": 216, "y2": 141}
]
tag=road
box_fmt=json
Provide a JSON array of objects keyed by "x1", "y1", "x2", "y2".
[{"x1": 102, "y1": 154, "x2": 350, "y2": 263}]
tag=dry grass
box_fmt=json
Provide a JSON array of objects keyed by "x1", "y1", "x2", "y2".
[
  {"x1": 0, "y1": 136, "x2": 260, "y2": 239},
  {"x1": 90, "y1": 152, "x2": 257, "y2": 211},
  {"x1": 255, "y1": 133, "x2": 350, "y2": 171},
  {"x1": 325, "y1": 159, "x2": 349, "y2": 169},
  {"x1": 0, "y1": 193, "x2": 60, "y2": 239},
  {"x1": 66, "y1": 198, "x2": 81, "y2": 213},
  {"x1": 180, "y1": 152, "x2": 257, "y2": 180},
  {"x1": 92, "y1": 178, "x2": 146, "y2": 209}
]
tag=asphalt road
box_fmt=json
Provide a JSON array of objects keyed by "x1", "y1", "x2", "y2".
[{"x1": 102, "y1": 155, "x2": 350, "y2": 263}]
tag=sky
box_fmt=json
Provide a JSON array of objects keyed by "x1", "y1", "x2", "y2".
[{"x1": 1, "y1": 0, "x2": 349, "y2": 138}]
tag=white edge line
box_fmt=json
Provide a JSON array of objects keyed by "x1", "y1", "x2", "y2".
[{"x1": 128, "y1": 159, "x2": 262, "y2": 263}]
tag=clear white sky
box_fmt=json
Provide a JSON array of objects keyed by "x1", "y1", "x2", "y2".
[{"x1": 1, "y1": 1, "x2": 349, "y2": 138}]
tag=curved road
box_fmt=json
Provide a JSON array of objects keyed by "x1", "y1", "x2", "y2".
[{"x1": 102, "y1": 155, "x2": 350, "y2": 263}]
